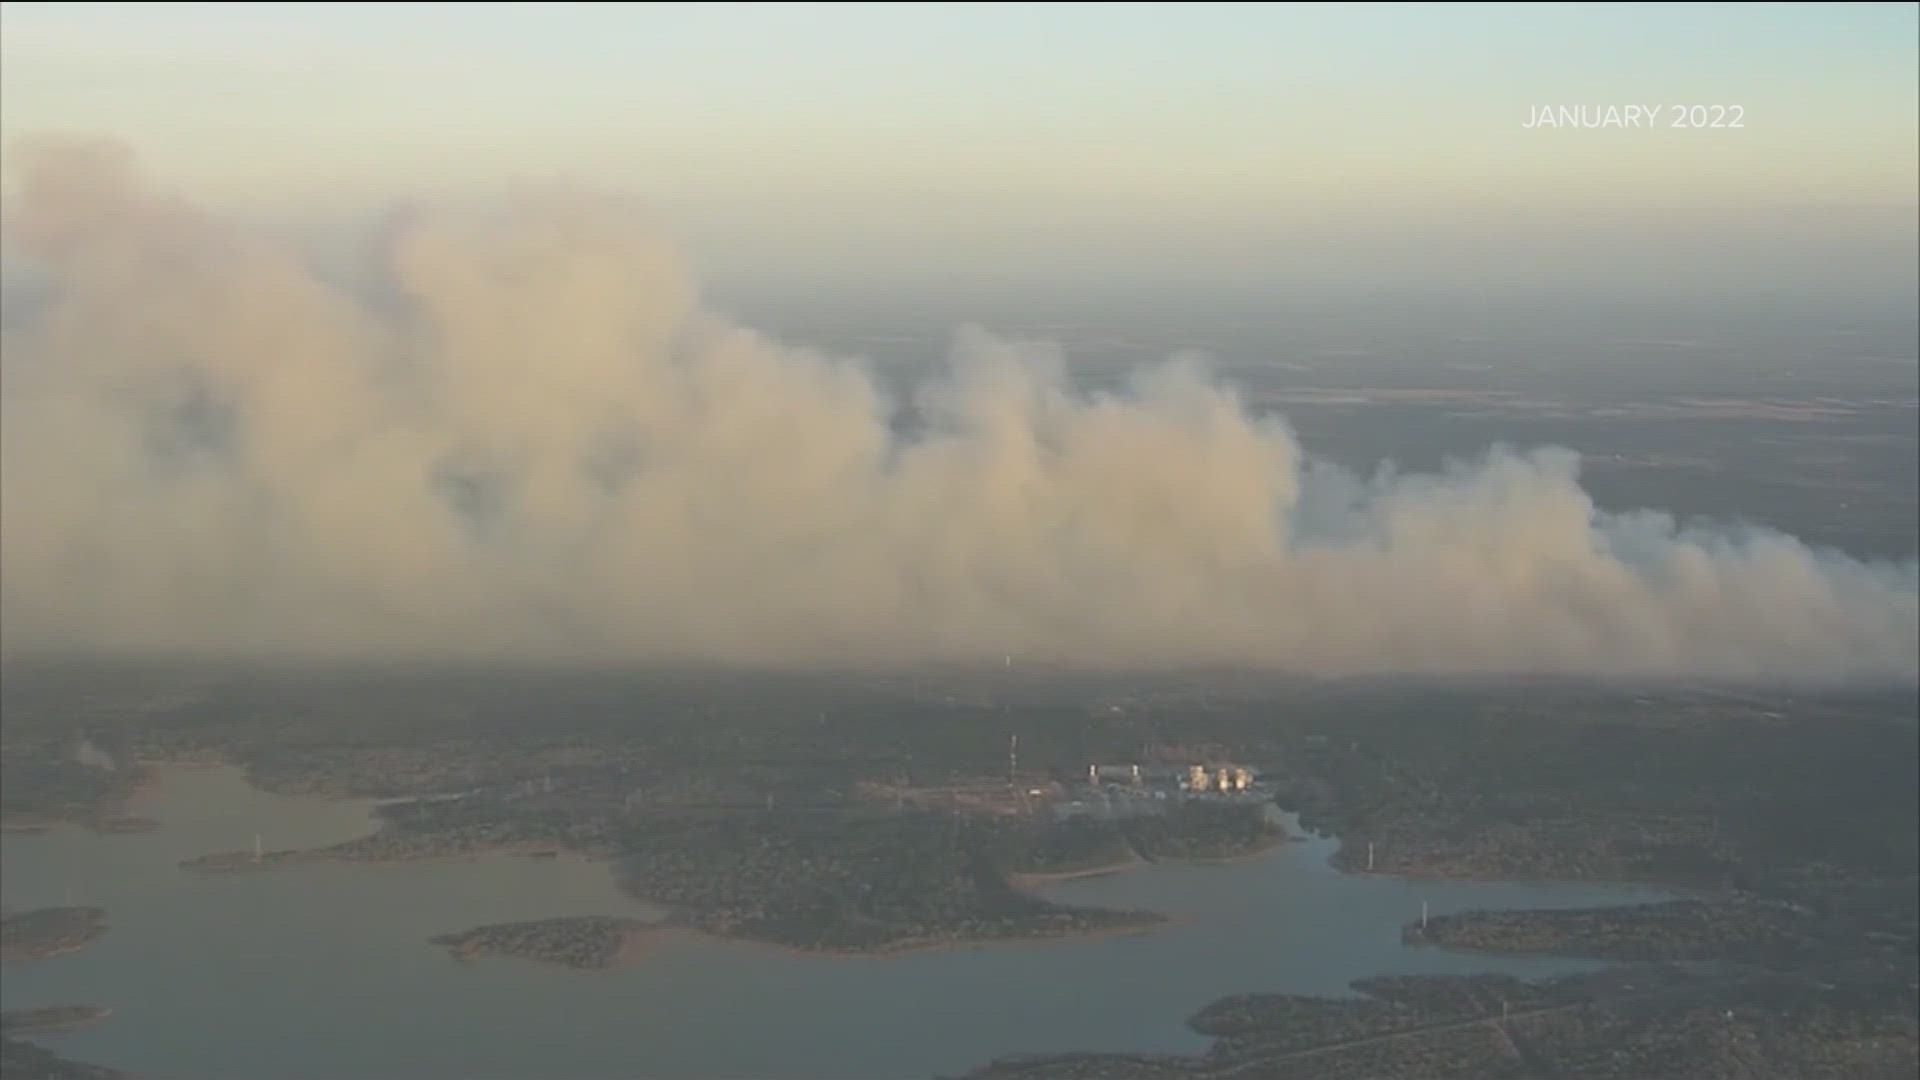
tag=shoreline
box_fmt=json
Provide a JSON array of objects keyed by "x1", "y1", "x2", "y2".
[
  {"x1": 1, "y1": 816, "x2": 162, "y2": 837},
  {"x1": 1008, "y1": 831, "x2": 1294, "y2": 890},
  {"x1": 2, "y1": 941, "x2": 94, "y2": 963},
  {"x1": 1328, "y1": 859, "x2": 1705, "y2": 895},
  {"x1": 1, "y1": 762, "x2": 199, "y2": 836},
  {"x1": 437, "y1": 913, "x2": 1185, "y2": 971},
  {"x1": 672, "y1": 913, "x2": 1187, "y2": 963},
  {"x1": 1, "y1": 1006, "x2": 113, "y2": 1037},
  {"x1": 180, "y1": 842, "x2": 605, "y2": 873},
  {"x1": 1152, "y1": 832, "x2": 1293, "y2": 869},
  {"x1": 1, "y1": 908, "x2": 111, "y2": 965},
  {"x1": 0, "y1": 822, "x2": 54, "y2": 835},
  {"x1": 132, "y1": 768, "x2": 1694, "y2": 974},
  {"x1": 1006, "y1": 854, "x2": 1149, "y2": 890},
  {"x1": 129, "y1": 766, "x2": 1681, "y2": 895}
]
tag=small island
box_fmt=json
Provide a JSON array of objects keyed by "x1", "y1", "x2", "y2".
[
  {"x1": 0, "y1": 908, "x2": 109, "y2": 963},
  {"x1": 90, "y1": 816, "x2": 160, "y2": 835},
  {"x1": 0, "y1": 1036, "x2": 126, "y2": 1080},
  {"x1": 1, "y1": 1006, "x2": 113, "y2": 1037},
  {"x1": 432, "y1": 916, "x2": 661, "y2": 969}
]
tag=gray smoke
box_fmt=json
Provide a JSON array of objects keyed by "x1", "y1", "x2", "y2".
[
  {"x1": 2, "y1": 137, "x2": 1915, "y2": 675},
  {"x1": 73, "y1": 738, "x2": 116, "y2": 770}
]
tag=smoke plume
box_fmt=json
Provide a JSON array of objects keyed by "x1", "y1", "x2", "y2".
[{"x1": 2, "y1": 138, "x2": 1914, "y2": 675}]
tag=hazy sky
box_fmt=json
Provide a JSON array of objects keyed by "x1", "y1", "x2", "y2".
[
  {"x1": 4, "y1": 2, "x2": 1918, "y2": 285},
  {"x1": 3, "y1": 136, "x2": 1914, "y2": 672},
  {"x1": 2, "y1": 7, "x2": 1916, "y2": 672}
]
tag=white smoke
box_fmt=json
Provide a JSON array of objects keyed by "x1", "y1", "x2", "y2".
[
  {"x1": 73, "y1": 738, "x2": 115, "y2": 770},
  {"x1": 2, "y1": 138, "x2": 1915, "y2": 675}
]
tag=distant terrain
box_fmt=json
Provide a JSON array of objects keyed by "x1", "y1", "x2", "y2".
[
  {"x1": 2, "y1": 666, "x2": 1914, "y2": 1076},
  {"x1": 1, "y1": 1005, "x2": 113, "y2": 1037},
  {"x1": 955, "y1": 966, "x2": 1918, "y2": 1079},
  {"x1": 725, "y1": 285, "x2": 1919, "y2": 564},
  {"x1": 0, "y1": 907, "x2": 108, "y2": 964},
  {"x1": 0, "y1": 1036, "x2": 126, "y2": 1080}
]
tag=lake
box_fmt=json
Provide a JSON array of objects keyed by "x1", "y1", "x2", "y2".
[{"x1": 2, "y1": 767, "x2": 1670, "y2": 1079}]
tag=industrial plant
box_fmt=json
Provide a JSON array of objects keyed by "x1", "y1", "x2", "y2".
[
  {"x1": 1050, "y1": 761, "x2": 1271, "y2": 821},
  {"x1": 856, "y1": 748, "x2": 1272, "y2": 823},
  {"x1": 1079, "y1": 761, "x2": 1262, "y2": 797}
]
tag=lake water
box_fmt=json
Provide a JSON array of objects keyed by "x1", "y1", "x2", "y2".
[{"x1": 2, "y1": 767, "x2": 1670, "y2": 1080}]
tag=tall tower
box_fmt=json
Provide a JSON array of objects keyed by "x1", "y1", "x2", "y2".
[{"x1": 1008, "y1": 734, "x2": 1018, "y2": 786}]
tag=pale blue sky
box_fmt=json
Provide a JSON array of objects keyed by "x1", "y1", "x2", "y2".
[{"x1": 2, "y1": 2, "x2": 1916, "y2": 286}]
